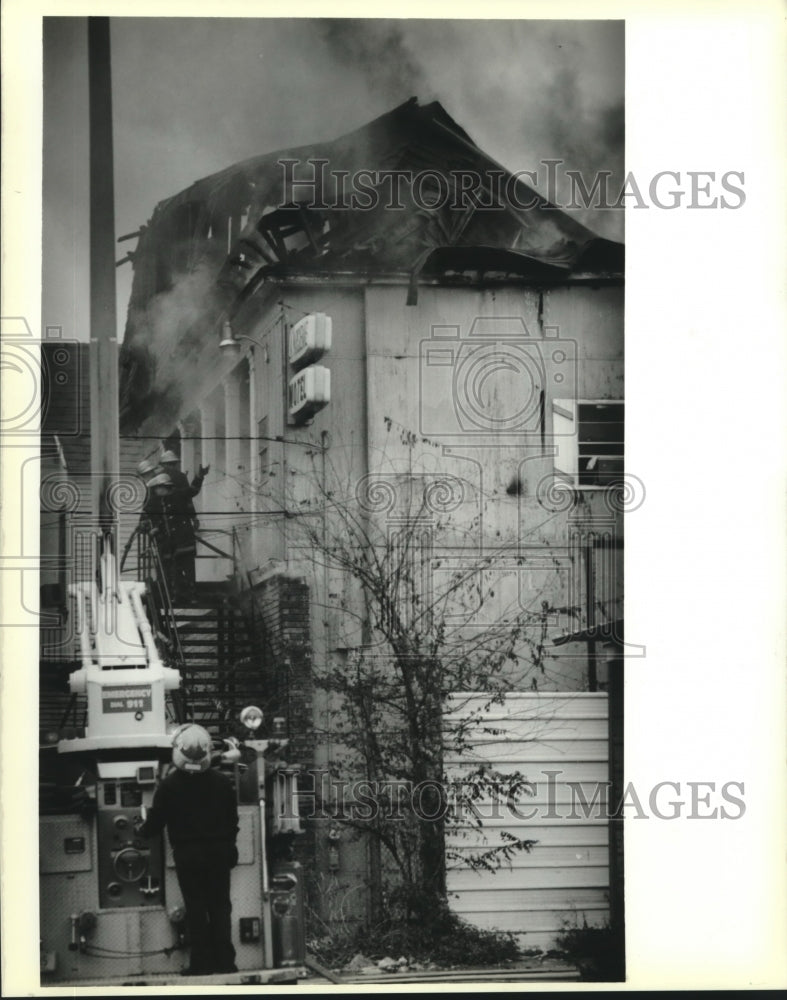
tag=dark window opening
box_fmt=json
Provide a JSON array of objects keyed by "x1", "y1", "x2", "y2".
[{"x1": 577, "y1": 402, "x2": 624, "y2": 487}]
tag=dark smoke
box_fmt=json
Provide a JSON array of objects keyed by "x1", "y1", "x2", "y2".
[
  {"x1": 314, "y1": 19, "x2": 624, "y2": 239},
  {"x1": 319, "y1": 19, "x2": 427, "y2": 100}
]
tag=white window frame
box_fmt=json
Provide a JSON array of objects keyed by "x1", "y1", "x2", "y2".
[{"x1": 553, "y1": 399, "x2": 624, "y2": 489}]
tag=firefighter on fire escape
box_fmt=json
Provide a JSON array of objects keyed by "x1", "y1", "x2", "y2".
[
  {"x1": 159, "y1": 450, "x2": 209, "y2": 506},
  {"x1": 123, "y1": 455, "x2": 208, "y2": 581},
  {"x1": 143, "y1": 453, "x2": 208, "y2": 603}
]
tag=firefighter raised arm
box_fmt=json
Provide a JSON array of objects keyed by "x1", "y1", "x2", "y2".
[{"x1": 159, "y1": 451, "x2": 208, "y2": 500}]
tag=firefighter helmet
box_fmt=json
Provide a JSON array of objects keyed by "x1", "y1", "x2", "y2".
[
  {"x1": 160, "y1": 450, "x2": 179, "y2": 465},
  {"x1": 171, "y1": 723, "x2": 213, "y2": 773},
  {"x1": 148, "y1": 472, "x2": 174, "y2": 490}
]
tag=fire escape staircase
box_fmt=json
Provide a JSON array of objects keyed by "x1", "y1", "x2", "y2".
[{"x1": 135, "y1": 533, "x2": 265, "y2": 734}]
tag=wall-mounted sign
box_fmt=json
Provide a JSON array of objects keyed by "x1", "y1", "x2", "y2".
[
  {"x1": 288, "y1": 365, "x2": 331, "y2": 422},
  {"x1": 288, "y1": 313, "x2": 332, "y2": 370},
  {"x1": 101, "y1": 685, "x2": 152, "y2": 714}
]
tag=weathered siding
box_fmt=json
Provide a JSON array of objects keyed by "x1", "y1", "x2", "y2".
[{"x1": 445, "y1": 692, "x2": 610, "y2": 953}]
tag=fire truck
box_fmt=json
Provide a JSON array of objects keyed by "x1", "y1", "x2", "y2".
[
  {"x1": 38, "y1": 546, "x2": 307, "y2": 985},
  {"x1": 37, "y1": 18, "x2": 306, "y2": 985}
]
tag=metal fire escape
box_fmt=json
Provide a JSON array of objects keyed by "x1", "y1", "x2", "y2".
[{"x1": 129, "y1": 530, "x2": 266, "y2": 734}]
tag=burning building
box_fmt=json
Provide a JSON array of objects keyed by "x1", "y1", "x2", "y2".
[{"x1": 116, "y1": 97, "x2": 625, "y2": 956}]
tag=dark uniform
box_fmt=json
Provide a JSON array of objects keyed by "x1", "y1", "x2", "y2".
[
  {"x1": 144, "y1": 487, "x2": 192, "y2": 603},
  {"x1": 138, "y1": 767, "x2": 239, "y2": 975},
  {"x1": 144, "y1": 487, "x2": 174, "y2": 590},
  {"x1": 120, "y1": 462, "x2": 161, "y2": 572},
  {"x1": 160, "y1": 463, "x2": 208, "y2": 600},
  {"x1": 165, "y1": 465, "x2": 205, "y2": 505}
]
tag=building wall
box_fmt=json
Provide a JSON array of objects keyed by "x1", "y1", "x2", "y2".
[
  {"x1": 161, "y1": 273, "x2": 624, "y2": 733},
  {"x1": 361, "y1": 283, "x2": 624, "y2": 691},
  {"x1": 148, "y1": 275, "x2": 623, "y2": 929},
  {"x1": 222, "y1": 281, "x2": 624, "y2": 699}
]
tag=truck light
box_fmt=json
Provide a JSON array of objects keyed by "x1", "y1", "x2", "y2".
[{"x1": 239, "y1": 705, "x2": 263, "y2": 732}]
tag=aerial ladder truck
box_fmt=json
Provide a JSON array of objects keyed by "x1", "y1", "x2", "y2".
[{"x1": 37, "y1": 18, "x2": 306, "y2": 985}]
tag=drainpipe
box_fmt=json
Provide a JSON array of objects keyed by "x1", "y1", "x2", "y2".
[{"x1": 87, "y1": 16, "x2": 119, "y2": 554}]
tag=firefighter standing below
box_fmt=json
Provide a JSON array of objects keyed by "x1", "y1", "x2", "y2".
[{"x1": 136, "y1": 724, "x2": 239, "y2": 976}]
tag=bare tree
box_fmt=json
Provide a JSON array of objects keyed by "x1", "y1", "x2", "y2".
[{"x1": 244, "y1": 439, "x2": 558, "y2": 920}]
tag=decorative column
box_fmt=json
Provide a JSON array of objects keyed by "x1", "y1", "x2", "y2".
[
  {"x1": 247, "y1": 352, "x2": 258, "y2": 515},
  {"x1": 199, "y1": 399, "x2": 217, "y2": 518},
  {"x1": 177, "y1": 420, "x2": 194, "y2": 486},
  {"x1": 224, "y1": 368, "x2": 242, "y2": 513}
]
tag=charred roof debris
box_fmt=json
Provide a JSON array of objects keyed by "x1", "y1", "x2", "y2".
[{"x1": 119, "y1": 98, "x2": 623, "y2": 433}]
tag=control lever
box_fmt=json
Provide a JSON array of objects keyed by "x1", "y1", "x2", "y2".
[
  {"x1": 139, "y1": 876, "x2": 160, "y2": 897},
  {"x1": 220, "y1": 737, "x2": 241, "y2": 764}
]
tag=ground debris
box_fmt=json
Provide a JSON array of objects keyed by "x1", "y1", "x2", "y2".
[{"x1": 344, "y1": 952, "x2": 374, "y2": 972}]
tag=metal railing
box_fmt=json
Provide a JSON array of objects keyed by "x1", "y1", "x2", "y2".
[
  {"x1": 195, "y1": 530, "x2": 234, "y2": 562},
  {"x1": 134, "y1": 531, "x2": 190, "y2": 723},
  {"x1": 122, "y1": 521, "x2": 273, "y2": 729}
]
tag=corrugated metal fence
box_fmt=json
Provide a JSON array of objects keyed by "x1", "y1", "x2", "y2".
[{"x1": 445, "y1": 692, "x2": 610, "y2": 952}]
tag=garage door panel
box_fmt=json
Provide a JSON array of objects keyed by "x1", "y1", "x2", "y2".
[
  {"x1": 445, "y1": 692, "x2": 610, "y2": 950},
  {"x1": 447, "y1": 760, "x2": 609, "y2": 782},
  {"x1": 447, "y1": 845, "x2": 609, "y2": 868},
  {"x1": 448, "y1": 821, "x2": 609, "y2": 845},
  {"x1": 446, "y1": 717, "x2": 609, "y2": 742},
  {"x1": 449, "y1": 886, "x2": 609, "y2": 912},
  {"x1": 445, "y1": 693, "x2": 609, "y2": 721},
  {"x1": 445, "y1": 738, "x2": 609, "y2": 763},
  {"x1": 450, "y1": 907, "x2": 609, "y2": 935},
  {"x1": 449, "y1": 865, "x2": 609, "y2": 891}
]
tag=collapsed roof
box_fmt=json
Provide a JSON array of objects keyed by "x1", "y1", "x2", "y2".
[{"x1": 120, "y1": 98, "x2": 623, "y2": 432}]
